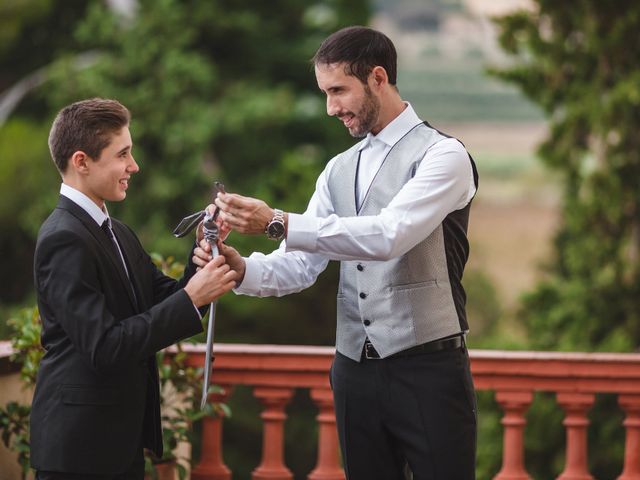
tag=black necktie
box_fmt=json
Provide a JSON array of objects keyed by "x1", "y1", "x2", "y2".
[
  {"x1": 101, "y1": 219, "x2": 137, "y2": 303},
  {"x1": 102, "y1": 220, "x2": 129, "y2": 274}
]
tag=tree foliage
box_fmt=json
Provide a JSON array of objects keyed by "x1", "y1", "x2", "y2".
[
  {"x1": 43, "y1": 0, "x2": 367, "y2": 248},
  {"x1": 0, "y1": 0, "x2": 369, "y2": 332},
  {"x1": 491, "y1": 0, "x2": 640, "y2": 352},
  {"x1": 0, "y1": 0, "x2": 94, "y2": 305},
  {"x1": 490, "y1": 2, "x2": 640, "y2": 478},
  {"x1": 0, "y1": 0, "x2": 91, "y2": 94}
]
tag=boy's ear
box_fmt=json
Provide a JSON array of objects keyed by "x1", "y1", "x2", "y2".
[{"x1": 69, "y1": 151, "x2": 90, "y2": 174}]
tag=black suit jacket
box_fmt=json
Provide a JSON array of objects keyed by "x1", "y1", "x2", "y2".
[{"x1": 30, "y1": 195, "x2": 203, "y2": 474}]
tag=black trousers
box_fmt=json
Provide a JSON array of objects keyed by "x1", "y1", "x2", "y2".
[
  {"x1": 330, "y1": 346, "x2": 477, "y2": 480},
  {"x1": 36, "y1": 449, "x2": 144, "y2": 480}
]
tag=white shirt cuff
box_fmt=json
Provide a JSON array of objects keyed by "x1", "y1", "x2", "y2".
[
  {"x1": 234, "y1": 257, "x2": 263, "y2": 295},
  {"x1": 286, "y1": 213, "x2": 318, "y2": 252}
]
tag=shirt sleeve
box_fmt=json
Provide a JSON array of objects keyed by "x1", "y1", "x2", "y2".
[
  {"x1": 285, "y1": 137, "x2": 476, "y2": 261},
  {"x1": 233, "y1": 158, "x2": 337, "y2": 297}
]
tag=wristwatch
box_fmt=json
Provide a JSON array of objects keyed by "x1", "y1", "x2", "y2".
[{"x1": 265, "y1": 208, "x2": 286, "y2": 241}]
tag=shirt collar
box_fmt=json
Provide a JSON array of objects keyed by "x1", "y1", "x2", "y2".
[
  {"x1": 357, "y1": 102, "x2": 423, "y2": 152},
  {"x1": 60, "y1": 183, "x2": 109, "y2": 227}
]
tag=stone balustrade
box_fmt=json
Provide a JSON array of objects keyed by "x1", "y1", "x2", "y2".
[
  {"x1": 473, "y1": 349, "x2": 640, "y2": 480},
  {"x1": 3, "y1": 342, "x2": 640, "y2": 479}
]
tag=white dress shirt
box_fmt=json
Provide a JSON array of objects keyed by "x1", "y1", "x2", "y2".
[
  {"x1": 60, "y1": 183, "x2": 109, "y2": 227},
  {"x1": 236, "y1": 103, "x2": 476, "y2": 297}
]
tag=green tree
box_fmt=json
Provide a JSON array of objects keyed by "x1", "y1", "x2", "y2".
[
  {"x1": 0, "y1": 121, "x2": 57, "y2": 309},
  {"x1": 490, "y1": 1, "x2": 640, "y2": 477},
  {"x1": 0, "y1": 0, "x2": 369, "y2": 330},
  {"x1": 0, "y1": 0, "x2": 91, "y2": 94},
  {"x1": 0, "y1": 0, "x2": 93, "y2": 308},
  {"x1": 491, "y1": 1, "x2": 640, "y2": 353},
  {"x1": 44, "y1": 0, "x2": 368, "y2": 249}
]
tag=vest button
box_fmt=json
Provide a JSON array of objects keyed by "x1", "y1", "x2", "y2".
[
  {"x1": 359, "y1": 292, "x2": 367, "y2": 299},
  {"x1": 357, "y1": 264, "x2": 364, "y2": 271},
  {"x1": 363, "y1": 319, "x2": 371, "y2": 326}
]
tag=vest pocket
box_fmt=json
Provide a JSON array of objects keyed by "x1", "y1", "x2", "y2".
[
  {"x1": 389, "y1": 280, "x2": 459, "y2": 341},
  {"x1": 390, "y1": 279, "x2": 438, "y2": 292}
]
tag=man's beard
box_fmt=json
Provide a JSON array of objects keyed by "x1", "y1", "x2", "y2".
[{"x1": 347, "y1": 85, "x2": 380, "y2": 138}]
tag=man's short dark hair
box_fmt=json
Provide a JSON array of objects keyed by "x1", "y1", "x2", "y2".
[
  {"x1": 48, "y1": 98, "x2": 131, "y2": 174},
  {"x1": 312, "y1": 26, "x2": 397, "y2": 85}
]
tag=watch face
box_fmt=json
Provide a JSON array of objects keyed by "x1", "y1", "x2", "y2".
[{"x1": 268, "y1": 221, "x2": 285, "y2": 239}]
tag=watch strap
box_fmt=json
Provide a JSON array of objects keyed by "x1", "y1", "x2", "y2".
[{"x1": 265, "y1": 208, "x2": 286, "y2": 240}]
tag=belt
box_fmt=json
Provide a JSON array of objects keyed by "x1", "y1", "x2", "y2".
[{"x1": 362, "y1": 335, "x2": 464, "y2": 360}]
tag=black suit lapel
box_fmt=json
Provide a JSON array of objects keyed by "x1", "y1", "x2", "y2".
[{"x1": 56, "y1": 196, "x2": 139, "y2": 311}]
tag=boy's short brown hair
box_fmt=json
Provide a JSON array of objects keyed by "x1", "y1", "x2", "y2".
[{"x1": 48, "y1": 98, "x2": 130, "y2": 174}]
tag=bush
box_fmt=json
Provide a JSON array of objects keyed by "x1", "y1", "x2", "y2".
[{"x1": 0, "y1": 306, "x2": 43, "y2": 478}]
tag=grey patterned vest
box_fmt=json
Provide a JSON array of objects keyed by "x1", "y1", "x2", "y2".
[{"x1": 327, "y1": 122, "x2": 478, "y2": 361}]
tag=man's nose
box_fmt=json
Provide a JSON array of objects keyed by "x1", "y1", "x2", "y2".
[{"x1": 326, "y1": 96, "x2": 340, "y2": 117}]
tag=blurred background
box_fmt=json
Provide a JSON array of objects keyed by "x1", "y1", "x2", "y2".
[{"x1": 1, "y1": 0, "x2": 638, "y2": 478}]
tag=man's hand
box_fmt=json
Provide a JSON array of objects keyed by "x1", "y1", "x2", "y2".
[
  {"x1": 218, "y1": 241, "x2": 246, "y2": 285},
  {"x1": 196, "y1": 204, "x2": 232, "y2": 244},
  {"x1": 194, "y1": 238, "x2": 246, "y2": 286},
  {"x1": 184, "y1": 256, "x2": 236, "y2": 307},
  {"x1": 214, "y1": 193, "x2": 276, "y2": 235}
]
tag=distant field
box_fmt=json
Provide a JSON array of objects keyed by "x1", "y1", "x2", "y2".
[
  {"x1": 469, "y1": 194, "x2": 560, "y2": 309},
  {"x1": 397, "y1": 57, "x2": 557, "y2": 309},
  {"x1": 399, "y1": 59, "x2": 544, "y2": 123},
  {"x1": 438, "y1": 122, "x2": 560, "y2": 311}
]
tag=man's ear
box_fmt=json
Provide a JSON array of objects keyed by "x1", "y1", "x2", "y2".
[
  {"x1": 69, "y1": 151, "x2": 90, "y2": 175},
  {"x1": 370, "y1": 66, "x2": 388, "y2": 88}
]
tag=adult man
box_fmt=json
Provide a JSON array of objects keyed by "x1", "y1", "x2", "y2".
[
  {"x1": 31, "y1": 98, "x2": 237, "y2": 479},
  {"x1": 208, "y1": 26, "x2": 478, "y2": 479}
]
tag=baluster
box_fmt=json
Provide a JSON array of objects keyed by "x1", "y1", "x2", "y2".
[
  {"x1": 252, "y1": 387, "x2": 294, "y2": 480},
  {"x1": 556, "y1": 392, "x2": 595, "y2": 480},
  {"x1": 618, "y1": 394, "x2": 640, "y2": 479},
  {"x1": 308, "y1": 387, "x2": 345, "y2": 480},
  {"x1": 494, "y1": 390, "x2": 533, "y2": 480},
  {"x1": 192, "y1": 385, "x2": 233, "y2": 480}
]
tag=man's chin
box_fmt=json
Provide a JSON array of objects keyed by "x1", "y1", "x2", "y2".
[{"x1": 348, "y1": 127, "x2": 368, "y2": 138}]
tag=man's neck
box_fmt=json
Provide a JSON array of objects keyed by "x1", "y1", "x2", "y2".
[{"x1": 372, "y1": 96, "x2": 407, "y2": 136}]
